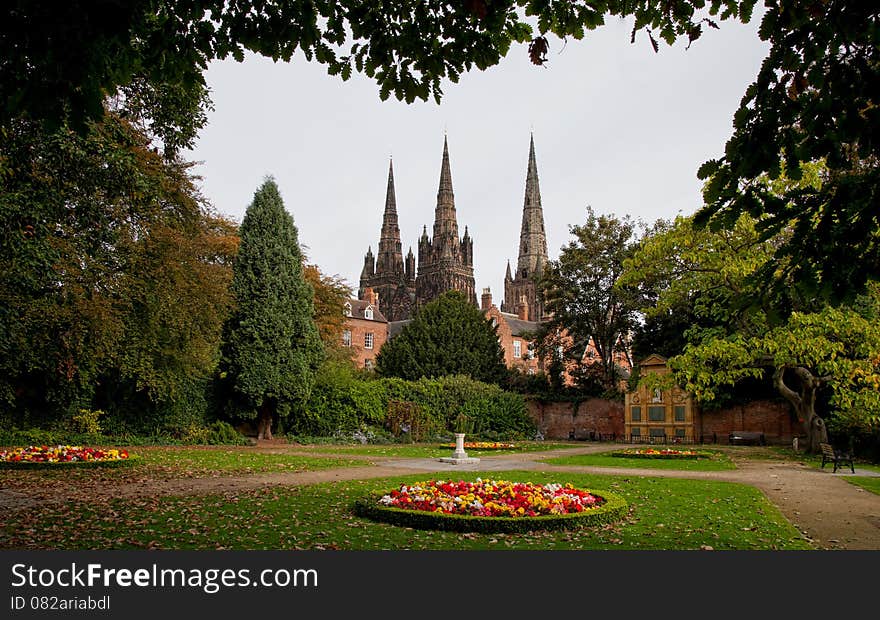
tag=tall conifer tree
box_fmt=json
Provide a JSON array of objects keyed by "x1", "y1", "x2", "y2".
[{"x1": 222, "y1": 178, "x2": 323, "y2": 439}]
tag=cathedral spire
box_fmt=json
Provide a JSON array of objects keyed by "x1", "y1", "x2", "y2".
[
  {"x1": 433, "y1": 136, "x2": 459, "y2": 241},
  {"x1": 376, "y1": 158, "x2": 404, "y2": 274},
  {"x1": 516, "y1": 133, "x2": 548, "y2": 278}
]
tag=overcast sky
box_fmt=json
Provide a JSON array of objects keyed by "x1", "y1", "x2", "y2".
[{"x1": 184, "y1": 13, "x2": 770, "y2": 303}]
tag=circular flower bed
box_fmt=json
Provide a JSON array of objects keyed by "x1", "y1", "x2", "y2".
[
  {"x1": 441, "y1": 441, "x2": 516, "y2": 450},
  {"x1": 0, "y1": 445, "x2": 138, "y2": 469},
  {"x1": 611, "y1": 448, "x2": 714, "y2": 460},
  {"x1": 354, "y1": 478, "x2": 628, "y2": 533}
]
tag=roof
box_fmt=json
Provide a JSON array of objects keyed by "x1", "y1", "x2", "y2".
[
  {"x1": 639, "y1": 353, "x2": 668, "y2": 367},
  {"x1": 499, "y1": 312, "x2": 541, "y2": 337},
  {"x1": 345, "y1": 298, "x2": 387, "y2": 323},
  {"x1": 388, "y1": 319, "x2": 412, "y2": 338}
]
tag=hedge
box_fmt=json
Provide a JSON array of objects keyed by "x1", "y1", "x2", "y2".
[
  {"x1": 0, "y1": 456, "x2": 143, "y2": 470},
  {"x1": 290, "y1": 363, "x2": 536, "y2": 440},
  {"x1": 352, "y1": 489, "x2": 628, "y2": 534}
]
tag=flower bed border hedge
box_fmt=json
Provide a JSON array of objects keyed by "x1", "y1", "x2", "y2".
[
  {"x1": 353, "y1": 487, "x2": 628, "y2": 533},
  {"x1": 610, "y1": 449, "x2": 715, "y2": 460},
  {"x1": 0, "y1": 456, "x2": 142, "y2": 470}
]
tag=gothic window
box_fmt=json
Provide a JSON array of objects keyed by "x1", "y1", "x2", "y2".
[
  {"x1": 513, "y1": 340, "x2": 522, "y2": 358},
  {"x1": 344, "y1": 303, "x2": 352, "y2": 317},
  {"x1": 651, "y1": 388, "x2": 663, "y2": 403},
  {"x1": 342, "y1": 330, "x2": 352, "y2": 347},
  {"x1": 364, "y1": 305, "x2": 374, "y2": 320},
  {"x1": 365, "y1": 333, "x2": 374, "y2": 349}
]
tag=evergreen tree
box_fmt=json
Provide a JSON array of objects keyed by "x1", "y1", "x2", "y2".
[
  {"x1": 221, "y1": 178, "x2": 323, "y2": 439},
  {"x1": 376, "y1": 291, "x2": 506, "y2": 384}
]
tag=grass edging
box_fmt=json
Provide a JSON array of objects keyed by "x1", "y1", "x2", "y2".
[
  {"x1": 353, "y1": 488, "x2": 628, "y2": 533},
  {"x1": 0, "y1": 455, "x2": 143, "y2": 470}
]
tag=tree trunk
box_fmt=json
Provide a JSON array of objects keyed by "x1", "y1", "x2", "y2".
[
  {"x1": 773, "y1": 367, "x2": 828, "y2": 453},
  {"x1": 256, "y1": 402, "x2": 274, "y2": 441}
]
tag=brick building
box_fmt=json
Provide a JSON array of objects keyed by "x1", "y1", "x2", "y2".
[
  {"x1": 342, "y1": 288, "x2": 387, "y2": 370},
  {"x1": 481, "y1": 288, "x2": 541, "y2": 374}
]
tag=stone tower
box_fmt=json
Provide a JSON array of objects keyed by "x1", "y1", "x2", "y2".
[
  {"x1": 359, "y1": 159, "x2": 416, "y2": 321},
  {"x1": 415, "y1": 137, "x2": 477, "y2": 307},
  {"x1": 503, "y1": 134, "x2": 549, "y2": 322}
]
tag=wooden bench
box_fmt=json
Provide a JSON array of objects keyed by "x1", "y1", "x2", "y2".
[
  {"x1": 820, "y1": 442, "x2": 855, "y2": 473},
  {"x1": 728, "y1": 431, "x2": 766, "y2": 446}
]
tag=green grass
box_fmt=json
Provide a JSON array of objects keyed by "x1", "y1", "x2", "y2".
[
  {"x1": 844, "y1": 477, "x2": 880, "y2": 495},
  {"x1": 0, "y1": 447, "x2": 366, "y2": 484},
  {"x1": 132, "y1": 447, "x2": 366, "y2": 474},
  {"x1": 1, "y1": 470, "x2": 811, "y2": 550},
  {"x1": 540, "y1": 450, "x2": 736, "y2": 471},
  {"x1": 287, "y1": 441, "x2": 575, "y2": 458}
]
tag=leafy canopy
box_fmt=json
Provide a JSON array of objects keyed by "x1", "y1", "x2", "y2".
[
  {"x1": 622, "y1": 211, "x2": 880, "y2": 435},
  {"x1": 2, "y1": 1, "x2": 757, "y2": 131},
  {"x1": 377, "y1": 291, "x2": 507, "y2": 384},
  {"x1": 0, "y1": 114, "x2": 237, "y2": 428}
]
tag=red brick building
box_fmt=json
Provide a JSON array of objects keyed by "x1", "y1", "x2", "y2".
[
  {"x1": 342, "y1": 288, "x2": 388, "y2": 370},
  {"x1": 481, "y1": 288, "x2": 541, "y2": 374}
]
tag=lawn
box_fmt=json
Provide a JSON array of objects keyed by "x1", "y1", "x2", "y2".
[
  {"x1": 133, "y1": 447, "x2": 367, "y2": 475},
  {"x1": 286, "y1": 441, "x2": 575, "y2": 458},
  {"x1": 844, "y1": 477, "x2": 880, "y2": 495},
  {"x1": 540, "y1": 450, "x2": 736, "y2": 471},
  {"x1": 1, "y1": 470, "x2": 811, "y2": 550},
  {"x1": 0, "y1": 447, "x2": 367, "y2": 490}
]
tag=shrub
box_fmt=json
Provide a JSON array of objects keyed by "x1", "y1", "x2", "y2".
[{"x1": 297, "y1": 365, "x2": 536, "y2": 440}]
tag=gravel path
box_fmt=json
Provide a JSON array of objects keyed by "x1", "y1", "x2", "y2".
[{"x1": 3, "y1": 444, "x2": 879, "y2": 550}]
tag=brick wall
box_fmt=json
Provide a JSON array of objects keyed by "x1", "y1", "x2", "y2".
[
  {"x1": 344, "y1": 317, "x2": 387, "y2": 370},
  {"x1": 696, "y1": 400, "x2": 797, "y2": 444},
  {"x1": 527, "y1": 398, "x2": 625, "y2": 439},
  {"x1": 483, "y1": 303, "x2": 541, "y2": 374},
  {"x1": 527, "y1": 397, "x2": 797, "y2": 444}
]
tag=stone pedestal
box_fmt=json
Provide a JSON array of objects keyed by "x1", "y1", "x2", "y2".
[{"x1": 439, "y1": 433, "x2": 480, "y2": 465}]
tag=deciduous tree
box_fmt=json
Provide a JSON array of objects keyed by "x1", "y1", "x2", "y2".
[
  {"x1": 623, "y1": 213, "x2": 880, "y2": 451},
  {"x1": 0, "y1": 114, "x2": 237, "y2": 429},
  {"x1": 539, "y1": 207, "x2": 642, "y2": 390}
]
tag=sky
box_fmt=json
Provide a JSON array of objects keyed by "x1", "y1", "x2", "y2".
[{"x1": 184, "y1": 13, "x2": 771, "y2": 302}]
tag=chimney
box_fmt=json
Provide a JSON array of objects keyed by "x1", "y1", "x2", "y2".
[
  {"x1": 364, "y1": 287, "x2": 379, "y2": 309},
  {"x1": 517, "y1": 295, "x2": 529, "y2": 321},
  {"x1": 481, "y1": 287, "x2": 493, "y2": 311}
]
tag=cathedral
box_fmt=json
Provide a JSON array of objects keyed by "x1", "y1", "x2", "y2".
[{"x1": 358, "y1": 135, "x2": 547, "y2": 323}]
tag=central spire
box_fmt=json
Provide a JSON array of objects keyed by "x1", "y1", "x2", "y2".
[{"x1": 433, "y1": 136, "x2": 459, "y2": 241}]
